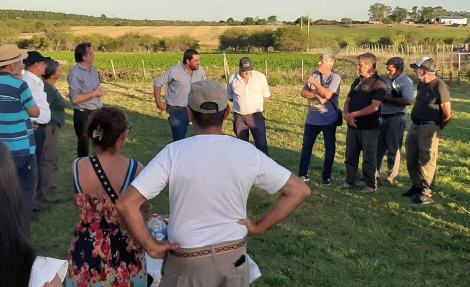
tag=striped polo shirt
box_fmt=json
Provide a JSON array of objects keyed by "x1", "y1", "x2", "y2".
[{"x1": 0, "y1": 72, "x2": 37, "y2": 157}]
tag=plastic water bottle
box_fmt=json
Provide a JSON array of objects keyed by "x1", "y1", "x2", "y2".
[{"x1": 148, "y1": 214, "x2": 167, "y2": 241}]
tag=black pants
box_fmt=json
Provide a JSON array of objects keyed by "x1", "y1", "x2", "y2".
[
  {"x1": 344, "y1": 127, "x2": 378, "y2": 188},
  {"x1": 233, "y1": 112, "x2": 269, "y2": 156},
  {"x1": 73, "y1": 109, "x2": 93, "y2": 157}
]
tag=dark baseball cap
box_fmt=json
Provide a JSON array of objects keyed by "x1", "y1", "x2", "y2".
[
  {"x1": 188, "y1": 80, "x2": 228, "y2": 114},
  {"x1": 23, "y1": 51, "x2": 51, "y2": 65},
  {"x1": 386, "y1": 57, "x2": 404, "y2": 66},
  {"x1": 239, "y1": 57, "x2": 253, "y2": 72},
  {"x1": 410, "y1": 57, "x2": 437, "y2": 73}
]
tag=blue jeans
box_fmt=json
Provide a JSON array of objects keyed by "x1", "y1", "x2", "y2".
[
  {"x1": 299, "y1": 123, "x2": 337, "y2": 179},
  {"x1": 233, "y1": 112, "x2": 269, "y2": 156},
  {"x1": 167, "y1": 105, "x2": 189, "y2": 141}
]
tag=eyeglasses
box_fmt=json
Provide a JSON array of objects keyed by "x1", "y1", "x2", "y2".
[{"x1": 126, "y1": 125, "x2": 132, "y2": 133}]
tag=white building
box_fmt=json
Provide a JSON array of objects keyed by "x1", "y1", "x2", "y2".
[{"x1": 435, "y1": 16, "x2": 468, "y2": 26}]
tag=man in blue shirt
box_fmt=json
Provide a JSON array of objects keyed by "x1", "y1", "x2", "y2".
[{"x1": 0, "y1": 44, "x2": 40, "y2": 224}]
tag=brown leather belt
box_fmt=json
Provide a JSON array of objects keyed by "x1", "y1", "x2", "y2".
[{"x1": 168, "y1": 239, "x2": 246, "y2": 259}]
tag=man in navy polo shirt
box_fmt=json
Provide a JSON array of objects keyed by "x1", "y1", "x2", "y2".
[
  {"x1": 0, "y1": 44, "x2": 40, "y2": 224},
  {"x1": 340, "y1": 53, "x2": 387, "y2": 193}
]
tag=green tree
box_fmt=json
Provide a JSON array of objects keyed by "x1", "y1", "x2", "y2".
[
  {"x1": 255, "y1": 18, "x2": 267, "y2": 25},
  {"x1": 267, "y1": 15, "x2": 277, "y2": 22},
  {"x1": 368, "y1": 3, "x2": 392, "y2": 22},
  {"x1": 242, "y1": 17, "x2": 255, "y2": 25},
  {"x1": 389, "y1": 7, "x2": 408, "y2": 22},
  {"x1": 273, "y1": 27, "x2": 307, "y2": 52},
  {"x1": 408, "y1": 6, "x2": 419, "y2": 21},
  {"x1": 341, "y1": 18, "x2": 353, "y2": 25}
]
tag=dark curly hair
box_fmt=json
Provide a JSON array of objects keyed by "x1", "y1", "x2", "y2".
[{"x1": 87, "y1": 106, "x2": 129, "y2": 152}]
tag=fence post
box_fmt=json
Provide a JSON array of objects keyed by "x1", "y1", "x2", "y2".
[
  {"x1": 265, "y1": 60, "x2": 268, "y2": 79},
  {"x1": 111, "y1": 60, "x2": 116, "y2": 80},
  {"x1": 142, "y1": 60, "x2": 147, "y2": 79},
  {"x1": 301, "y1": 60, "x2": 304, "y2": 81}
]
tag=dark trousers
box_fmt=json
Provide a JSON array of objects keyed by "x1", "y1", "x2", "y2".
[
  {"x1": 33, "y1": 125, "x2": 46, "y2": 206},
  {"x1": 299, "y1": 123, "x2": 337, "y2": 179},
  {"x1": 38, "y1": 124, "x2": 61, "y2": 202},
  {"x1": 405, "y1": 123, "x2": 440, "y2": 196},
  {"x1": 376, "y1": 114, "x2": 406, "y2": 181},
  {"x1": 73, "y1": 109, "x2": 93, "y2": 157},
  {"x1": 344, "y1": 127, "x2": 378, "y2": 188},
  {"x1": 167, "y1": 105, "x2": 189, "y2": 142},
  {"x1": 13, "y1": 154, "x2": 37, "y2": 228},
  {"x1": 233, "y1": 112, "x2": 269, "y2": 156}
]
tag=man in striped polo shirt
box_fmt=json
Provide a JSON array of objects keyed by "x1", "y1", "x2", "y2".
[{"x1": 0, "y1": 44, "x2": 40, "y2": 224}]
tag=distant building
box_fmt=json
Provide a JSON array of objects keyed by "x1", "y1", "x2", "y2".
[
  {"x1": 269, "y1": 21, "x2": 283, "y2": 26},
  {"x1": 435, "y1": 16, "x2": 468, "y2": 26}
]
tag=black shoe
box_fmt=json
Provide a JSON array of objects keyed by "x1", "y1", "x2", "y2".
[
  {"x1": 402, "y1": 186, "x2": 422, "y2": 197},
  {"x1": 411, "y1": 194, "x2": 433, "y2": 204},
  {"x1": 322, "y1": 178, "x2": 331, "y2": 185},
  {"x1": 300, "y1": 175, "x2": 310, "y2": 182}
]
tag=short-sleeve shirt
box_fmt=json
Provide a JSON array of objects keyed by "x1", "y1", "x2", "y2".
[
  {"x1": 382, "y1": 73, "x2": 415, "y2": 114},
  {"x1": 347, "y1": 74, "x2": 387, "y2": 129},
  {"x1": 131, "y1": 134, "x2": 291, "y2": 249},
  {"x1": 154, "y1": 64, "x2": 207, "y2": 107},
  {"x1": 0, "y1": 72, "x2": 37, "y2": 157},
  {"x1": 304, "y1": 70, "x2": 341, "y2": 126},
  {"x1": 44, "y1": 82, "x2": 66, "y2": 128},
  {"x1": 68, "y1": 63, "x2": 102, "y2": 110},
  {"x1": 227, "y1": 70, "x2": 271, "y2": 115},
  {"x1": 411, "y1": 78, "x2": 450, "y2": 123}
]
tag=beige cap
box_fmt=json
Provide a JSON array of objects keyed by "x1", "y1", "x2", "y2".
[{"x1": 0, "y1": 44, "x2": 28, "y2": 66}]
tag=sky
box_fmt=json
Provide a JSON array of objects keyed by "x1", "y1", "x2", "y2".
[{"x1": 1, "y1": 0, "x2": 469, "y2": 22}]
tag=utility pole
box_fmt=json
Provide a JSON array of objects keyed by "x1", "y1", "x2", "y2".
[
  {"x1": 307, "y1": 11, "x2": 310, "y2": 36},
  {"x1": 300, "y1": 16, "x2": 303, "y2": 29}
]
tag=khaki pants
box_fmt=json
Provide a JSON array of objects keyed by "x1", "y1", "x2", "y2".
[
  {"x1": 38, "y1": 124, "x2": 61, "y2": 202},
  {"x1": 405, "y1": 123, "x2": 440, "y2": 196},
  {"x1": 161, "y1": 246, "x2": 249, "y2": 287}
]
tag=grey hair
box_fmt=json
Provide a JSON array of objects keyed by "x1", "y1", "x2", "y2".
[{"x1": 320, "y1": 54, "x2": 336, "y2": 66}]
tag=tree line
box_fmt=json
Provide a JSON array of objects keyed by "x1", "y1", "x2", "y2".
[{"x1": 368, "y1": 3, "x2": 470, "y2": 24}]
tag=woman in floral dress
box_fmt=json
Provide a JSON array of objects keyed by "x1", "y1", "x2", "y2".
[{"x1": 66, "y1": 107, "x2": 148, "y2": 287}]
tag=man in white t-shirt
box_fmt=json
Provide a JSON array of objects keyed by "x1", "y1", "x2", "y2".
[{"x1": 117, "y1": 79, "x2": 310, "y2": 287}]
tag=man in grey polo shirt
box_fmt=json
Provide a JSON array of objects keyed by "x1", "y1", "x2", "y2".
[
  {"x1": 68, "y1": 42, "x2": 108, "y2": 157},
  {"x1": 154, "y1": 49, "x2": 207, "y2": 141},
  {"x1": 376, "y1": 57, "x2": 414, "y2": 184}
]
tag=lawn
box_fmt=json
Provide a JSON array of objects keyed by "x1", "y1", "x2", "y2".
[{"x1": 31, "y1": 56, "x2": 470, "y2": 286}]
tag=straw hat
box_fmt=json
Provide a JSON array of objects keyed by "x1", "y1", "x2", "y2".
[{"x1": 0, "y1": 44, "x2": 28, "y2": 66}]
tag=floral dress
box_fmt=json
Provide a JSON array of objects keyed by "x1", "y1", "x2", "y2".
[{"x1": 66, "y1": 158, "x2": 147, "y2": 287}]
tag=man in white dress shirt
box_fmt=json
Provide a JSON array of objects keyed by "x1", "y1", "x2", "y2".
[
  {"x1": 22, "y1": 51, "x2": 51, "y2": 209},
  {"x1": 228, "y1": 57, "x2": 271, "y2": 155}
]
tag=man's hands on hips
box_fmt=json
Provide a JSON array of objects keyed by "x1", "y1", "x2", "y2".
[
  {"x1": 147, "y1": 240, "x2": 180, "y2": 259},
  {"x1": 238, "y1": 218, "x2": 264, "y2": 235}
]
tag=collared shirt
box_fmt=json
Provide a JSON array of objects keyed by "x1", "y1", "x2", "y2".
[
  {"x1": 154, "y1": 64, "x2": 207, "y2": 107},
  {"x1": 347, "y1": 73, "x2": 387, "y2": 129},
  {"x1": 227, "y1": 70, "x2": 271, "y2": 115},
  {"x1": 381, "y1": 72, "x2": 415, "y2": 115},
  {"x1": 68, "y1": 63, "x2": 102, "y2": 110},
  {"x1": 305, "y1": 70, "x2": 341, "y2": 125},
  {"x1": 23, "y1": 70, "x2": 51, "y2": 124},
  {"x1": 0, "y1": 72, "x2": 37, "y2": 156}
]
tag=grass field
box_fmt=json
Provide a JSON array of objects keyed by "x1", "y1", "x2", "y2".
[{"x1": 30, "y1": 54, "x2": 470, "y2": 286}]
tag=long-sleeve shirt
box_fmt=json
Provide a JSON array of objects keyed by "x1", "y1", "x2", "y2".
[
  {"x1": 23, "y1": 70, "x2": 51, "y2": 124},
  {"x1": 68, "y1": 63, "x2": 102, "y2": 110},
  {"x1": 154, "y1": 64, "x2": 207, "y2": 107}
]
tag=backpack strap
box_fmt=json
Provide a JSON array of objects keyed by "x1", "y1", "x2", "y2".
[{"x1": 89, "y1": 155, "x2": 119, "y2": 204}]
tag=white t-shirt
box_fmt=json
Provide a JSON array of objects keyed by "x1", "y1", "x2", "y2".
[
  {"x1": 131, "y1": 134, "x2": 291, "y2": 248},
  {"x1": 29, "y1": 256, "x2": 68, "y2": 287}
]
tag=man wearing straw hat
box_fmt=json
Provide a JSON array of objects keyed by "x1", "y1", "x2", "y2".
[{"x1": 0, "y1": 44, "x2": 40, "y2": 223}]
